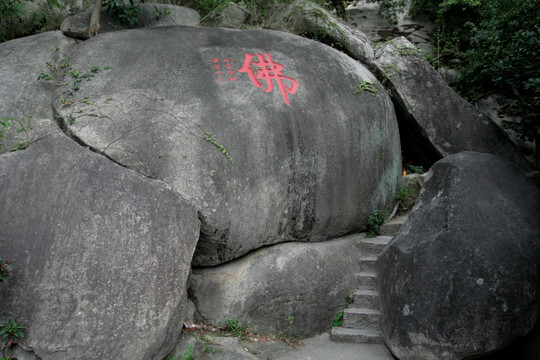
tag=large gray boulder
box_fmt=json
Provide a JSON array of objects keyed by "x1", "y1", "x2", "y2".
[
  {"x1": 377, "y1": 151, "x2": 540, "y2": 360},
  {"x1": 283, "y1": 0, "x2": 374, "y2": 64},
  {"x1": 52, "y1": 25, "x2": 401, "y2": 266},
  {"x1": 0, "y1": 31, "x2": 77, "y2": 153},
  {"x1": 190, "y1": 233, "x2": 368, "y2": 337},
  {"x1": 373, "y1": 37, "x2": 531, "y2": 171},
  {"x1": 0, "y1": 120, "x2": 200, "y2": 360},
  {"x1": 216, "y1": 2, "x2": 251, "y2": 28},
  {"x1": 60, "y1": 4, "x2": 200, "y2": 39}
]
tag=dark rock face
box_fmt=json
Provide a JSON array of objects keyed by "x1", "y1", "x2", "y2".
[
  {"x1": 482, "y1": 320, "x2": 540, "y2": 360},
  {"x1": 53, "y1": 25, "x2": 401, "y2": 266},
  {"x1": 373, "y1": 37, "x2": 531, "y2": 171},
  {"x1": 0, "y1": 121, "x2": 200, "y2": 360},
  {"x1": 377, "y1": 151, "x2": 540, "y2": 360},
  {"x1": 190, "y1": 233, "x2": 366, "y2": 337}
]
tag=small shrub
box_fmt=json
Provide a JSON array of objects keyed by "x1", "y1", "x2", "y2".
[
  {"x1": 152, "y1": 5, "x2": 171, "y2": 21},
  {"x1": 395, "y1": 186, "x2": 415, "y2": 203},
  {"x1": 224, "y1": 318, "x2": 248, "y2": 339},
  {"x1": 0, "y1": 116, "x2": 35, "y2": 152},
  {"x1": 0, "y1": 259, "x2": 13, "y2": 282},
  {"x1": 332, "y1": 312, "x2": 343, "y2": 326},
  {"x1": 407, "y1": 164, "x2": 425, "y2": 174},
  {"x1": 354, "y1": 81, "x2": 378, "y2": 95},
  {"x1": 0, "y1": 317, "x2": 25, "y2": 345},
  {"x1": 366, "y1": 210, "x2": 388, "y2": 238},
  {"x1": 168, "y1": 344, "x2": 194, "y2": 360},
  {"x1": 190, "y1": 0, "x2": 232, "y2": 19},
  {"x1": 103, "y1": 0, "x2": 145, "y2": 27},
  {"x1": 278, "y1": 315, "x2": 299, "y2": 345}
]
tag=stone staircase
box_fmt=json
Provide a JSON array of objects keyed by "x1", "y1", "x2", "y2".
[{"x1": 330, "y1": 214, "x2": 409, "y2": 343}]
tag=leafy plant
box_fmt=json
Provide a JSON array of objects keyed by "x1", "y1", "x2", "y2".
[
  {"x1": 457, "y1": 0, "x2": 539, "y2": 167},
  {"x1": 332, "y1": 312, "x2": 343, "y2": 326},
  {"x1": 0, "y1": 0, "x2": 26, "y2": 41},
  {"x1": 407, "y1": 164, "x2": 425, "y2": 174},
  {"x1": 0, "y1": 317, "x2": 25, "y2": 344},
  {"x1": 390, "y1": 40, "x2": 423, "y2": 57},
  {"x1": 224, "y1": 318, "x2": 248, "y2": 339},
  {"x1": 0, "y1": 116, "x2": 35, "y2": 152},
  {"x1": 190, "y1": 0, "x2": 232, "y2": 19},
  {"x1": 152, "y1": 5, "x2": 171, "y2": 21},
  {"x1": 169, "y1": 344, "x2": 193, "y2": 360},
  {"x1": 204, "y1": 130, "x2": 234, "y2": 163},
  {"x1": 0, "y1": 259, "x2": 13, "y2": 282},
  {"x1": 278, "y1": 315, "x2": 299, "y2": 345},
  {"x1": 354, "y1": 81, "x2": 378, "y2": 95},
  {"x1": 366, "y1": 209, "x2": 388, "y2": 237},
  {"x1": 37, "y1": 71, "x2": 52, "y2": 81},
  {"x1": 395, "y1": 186, "x2": 415, "y2": 202},
  {"x1": 81, "y1": 97, "x2": 97, "y2": 106},
  {"x1": 103, "y1": 0, "x2": 146, "y2": 27},
  {"x1": 381, "y1": 63, "x2": 402, "y2": 82},
  {"x1": 197, "y1": 335, "x2": 219, "y2": 354}
]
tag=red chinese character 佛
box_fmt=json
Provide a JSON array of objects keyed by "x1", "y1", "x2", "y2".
[{"x1": 238, "y1": 52, "x2": 299, "y2": 106}]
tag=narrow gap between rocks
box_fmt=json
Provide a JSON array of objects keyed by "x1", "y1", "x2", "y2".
[{"x1": 51, "y1": 107, "x2": 158, "y2": 179}]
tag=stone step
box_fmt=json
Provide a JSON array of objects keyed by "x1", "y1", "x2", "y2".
[
  {"x1": 343, "y1": 307, "x2": 380, "y2": 329},
  {"x1": 360, "y1": 236, "x2": 393, "y2": 256},
  {"x1": 353, "y1": 289, "x2": 379, "y2": 309},
  {"x1": 359, "y1": 256, "x2": 377, "y2": 272},
  {"x1": 330, "y1": 326, "x2": 384, "y2": 344},
  {"x1": 355, "y1": 271, "x2": 377, "y2": 290},
  {"x1": 379, "y1": 214, "x2": 408, "y2": 236}
]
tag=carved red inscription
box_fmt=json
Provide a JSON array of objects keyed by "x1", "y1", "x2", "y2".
[{"x1": 237, "y1": 52, "x2": 299, "y2": 106}]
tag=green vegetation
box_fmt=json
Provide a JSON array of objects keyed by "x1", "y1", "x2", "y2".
[
  {"x1": 0, "y1": 0, "x2": 67, "y2": 42},
  {"x1": 354, "y1": 81, "x2": 378, "y2": 96},
  {"x1": 369, "y1": 0, "x2": 539, "y2": 167},
  {"x1": 224, "y1": 318, "x2": 248, "y2": 339},
  {"x1": 278, "y1": 315, "x2": 299, "y2": 345},
  {"x1": 366, "y1": 209, "x2": 388, "y2": 237},
  {"x1": 0, "y1": 260, "x2": 26, "y2": 359},
  {"x1": 0, "y1": 116, "x2": 35, "y2": 152},
  {"x1": 186, "y1": 0, "x2": 350, "y2": 28},
  {"x1": 407, "y1": 164, "x2": 425, "y2": 174},
  {"x1": 199, "y1": 335, "x2": 219, "y2": 354},
  {"x1": 189, "y1": 0, "x2": 233, "y2": 20},
  {"x1": 395, "y1": 185, "x2": 415, "y2": 203},
  {"x1": 291, "y1": 4, "x2": 349, "y2": 50},
  {"x1": 457, "y1": 0, "x2": 539, "y2": 167},
  {"x1": 103, "y1": 0, "x2": 145, "y2": 28},
  {"x1": 381, "y1": 63, "x2": 402, "y2": 82},
  {"x1": 395, "y1": 185, "x2": 418, "y2": 213},
  {"x1": 332, "y1": 312, "x2": 343, "y2": 326},
  {"x1": 0, "y1": 259, "x2": 13, "y2": 282},
  {"x1": 152, "y1": 5, "x2": 171, "y2": 21},
  {"x1": 38, "y1": 59, "x2": 112, "y2": 110},
  {"x1": 204, "y1": 130, "x2": 234, "y2": 164},
  {"x1": 168, "y1": 344, "x2": 194, "y2": 360},
  {"x1": 0, "y1": 318, "x2": 25, "y2": 345}
]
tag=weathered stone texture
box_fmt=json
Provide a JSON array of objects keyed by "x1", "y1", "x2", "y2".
[
  {"x1": 0, "y1": 120, "x2": 200, "y2": 360},
  {"x1": 191, "y1": 233, "x2": 368, "y2": 337},
  {"x1": 53, "y1": 25, "x2": 401, "y2": 266},
  {"x1": 373, "y1": 37, "x2": 531, "y2": 171},
  {"x1": 378, "y1": 151, "x2": 540, "y2": 360}
]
